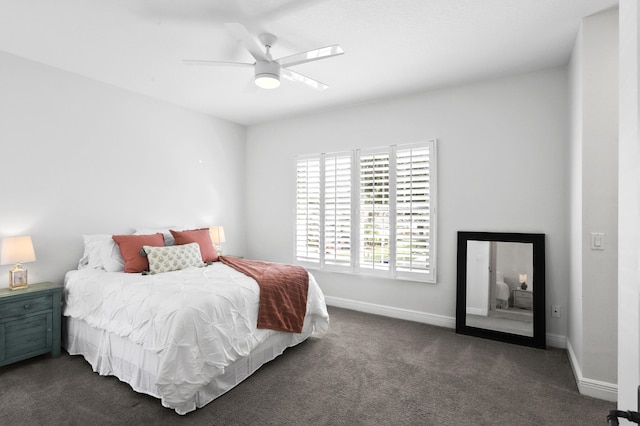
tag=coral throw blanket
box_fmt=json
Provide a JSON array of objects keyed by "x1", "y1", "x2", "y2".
[{"x1": 219, "y1": 256, "x2": 309, "y2": 333}]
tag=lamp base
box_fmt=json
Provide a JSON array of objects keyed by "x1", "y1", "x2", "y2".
[
  {"x1": 10, "y1": 282, "x2": 28, "y2": 290},
  {"x1": 9, "y1": 267, "x2": 28, "y2": 290}
]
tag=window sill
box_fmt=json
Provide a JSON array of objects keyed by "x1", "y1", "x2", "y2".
[{"x1": 301, "y1": 264, "x2": 435, "y2": 284}]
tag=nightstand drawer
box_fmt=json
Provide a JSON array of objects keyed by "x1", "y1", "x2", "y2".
[
  {"x1": 3, "y1": 313, "x2": 52, "y2": 360},
  {"x1": 0, "y1": 294, "x2": 53, "y2": 320}
]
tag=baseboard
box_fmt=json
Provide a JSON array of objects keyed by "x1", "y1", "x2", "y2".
[
  {"x1": 326, "y1": 296, "x2": 569, "y2": 350},
  {"x1": 324, "y1": 296, "x2": 456, "y2": 329},
  {"x1": 546, "y1": 332, "x2": 566, "y2": 349},
  {"x1": 566, "y1": 339, "x2": 617, "y2": 402}
]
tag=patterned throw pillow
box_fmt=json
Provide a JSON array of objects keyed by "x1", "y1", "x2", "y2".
[{"x1": 142, "y1": 243, "x2": 205, "y2": 274}]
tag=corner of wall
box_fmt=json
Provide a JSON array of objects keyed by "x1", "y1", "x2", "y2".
[{"x1": 567, "y1": 337, "x2": 618, "y2": 402}]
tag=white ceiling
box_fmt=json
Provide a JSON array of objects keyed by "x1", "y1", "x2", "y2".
[{"x1": 0, "y1": 0, "x2": 618, "y2": 126}]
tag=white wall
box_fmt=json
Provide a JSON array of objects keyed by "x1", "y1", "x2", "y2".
[
  {"x1": 618, "y1": 0, "x2": 640, "y2": 413},
  {"x1": 466, "y1": 240, "x2": 490, "y2": 316},
  {"x1": 568, "y1": 6, "x2": 619, "y2": 400},
  {"x1": 582, "y1": 6, "x2": 619, "y2": 390},
  {"x1": 246, "y1": 67, "x2": 570, "y2": 338},
  {"x1": 0, "y1": 51, "x2": 247, "y2": 286}
]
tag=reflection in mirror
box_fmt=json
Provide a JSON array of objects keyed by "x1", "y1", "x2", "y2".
[
  {"x1": 465, "y1": 241, "x2": 533, "y2": 337},
  {"x1": 456, "y1": 232, "x2": 545, "y2": 349}
]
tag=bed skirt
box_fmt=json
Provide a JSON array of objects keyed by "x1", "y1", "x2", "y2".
[{"x1": 63, "y1": 316, "x2": 318, "y2": 414}]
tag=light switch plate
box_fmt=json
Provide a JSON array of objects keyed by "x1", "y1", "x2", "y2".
[{"x1": 591, "y1": 232, "x2": 605, "y2": 250}]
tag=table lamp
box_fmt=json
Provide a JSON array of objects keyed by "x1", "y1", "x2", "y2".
[
  {"x1": 209, "y1": 226, "x2": 226, "y2": 256},
  {"x1": 519, "y1": 273, "x2": 528, "y2": 290},
  {"x1": 1, "y1": 235, "x2": 36, "y2": 290}
]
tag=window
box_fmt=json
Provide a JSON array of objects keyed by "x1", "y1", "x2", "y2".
[{"x1": 295, "y1": 140, "x2": 437, "y2": 282}]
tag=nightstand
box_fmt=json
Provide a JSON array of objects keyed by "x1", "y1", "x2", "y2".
[
  {"x1": 0, "y1": 282, "x2": 63, "y2": 367},
  {"x1": 512, "y1": 289, "x2": 533, "y2": 310}
]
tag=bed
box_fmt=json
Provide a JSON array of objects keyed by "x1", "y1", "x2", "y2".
[
  {"x1": 495, "y1": 271, "x2": 510, "y2": 310},
  {"x1": 62, "y1": 231, "x2": 330, "y2": 415}
]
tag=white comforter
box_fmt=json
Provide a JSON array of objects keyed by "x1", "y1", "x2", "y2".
[{"x1": 63, "y1": 263, "x2": 329, "y2": 408}]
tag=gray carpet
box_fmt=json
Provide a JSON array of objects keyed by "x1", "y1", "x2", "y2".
[{"x1": 0, "y1": 307, "x2": 614, "y2": 425}]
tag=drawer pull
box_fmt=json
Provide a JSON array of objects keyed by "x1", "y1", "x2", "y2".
[{"x1": 23, "y1": 304, "x2": 31, "y2": 309}]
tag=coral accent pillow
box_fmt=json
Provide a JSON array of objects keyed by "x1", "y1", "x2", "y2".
[
  {"x1": 112, "y1": 233, "x2": 165, "y2": 273},
  {"x1": 170, "y1": 228, "x2": 218, "y2": 262}
]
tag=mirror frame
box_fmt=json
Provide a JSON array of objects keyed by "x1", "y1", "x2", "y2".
[{"x1": 456, "y1": 231, "x2": 546, "y2": 349}]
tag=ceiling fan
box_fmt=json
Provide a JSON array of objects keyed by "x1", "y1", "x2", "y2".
[{"x1": 184, "y1": 23, "x2": 344, "y2": 90}]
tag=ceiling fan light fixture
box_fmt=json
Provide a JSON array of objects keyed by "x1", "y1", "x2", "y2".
[
  {"x1": 255, "y1": 74, "x2": 280, "y2": 89},
  {"x1": 255, "y1": 61, "x2": 281, "y2": 89}
]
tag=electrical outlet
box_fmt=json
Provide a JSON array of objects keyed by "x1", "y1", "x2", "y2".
[{"x1": 551, "y1": 305, "x2": 561, "y2": 318}]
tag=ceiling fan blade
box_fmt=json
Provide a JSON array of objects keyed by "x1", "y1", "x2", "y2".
[
  {"x1": 183, "y1": 59, "x2": 253, "y2": 67},
  {"x1": 277, "y1": 45, "x2": 344, "y2": 68},
  {"x1": 224, "y1": 22, "x2": 268, "y2": 62},
  {"x1": 281, "y1": 68, "x2": 328, "y2": 91}
]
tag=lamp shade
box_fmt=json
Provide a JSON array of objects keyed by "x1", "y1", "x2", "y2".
[
  {"x1": 1, "y1": 236, "x2": 36, "y2": 266},
  {"x1": 519, "y1": 273, "x2": 528, "y2": 284},
  {"x1": 209, "y1": 226, "x2": 226, "y2": 245}
]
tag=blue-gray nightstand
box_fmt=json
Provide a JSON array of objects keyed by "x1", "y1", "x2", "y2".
[{"x1": 0, "y1": 282, "x2": 63, "y2": 367}]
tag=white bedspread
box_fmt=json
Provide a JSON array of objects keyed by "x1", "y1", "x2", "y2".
[{"x1": 63, "y1": 263, "x2": 329, "y2": 409}]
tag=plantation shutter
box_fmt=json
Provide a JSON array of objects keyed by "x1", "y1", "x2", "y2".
[
  {"x1": 295, "y1": 156, "x2": 321, "y2": 264},
  {"x1": 359, "y1": 149, "x2": 391, "y2": 272},
  {"x1": 395, "y1": 142, "x2": 435, "y2": 281},
  {"x1": 324, "y1": 153, "x2": 352, "y2": 268}
]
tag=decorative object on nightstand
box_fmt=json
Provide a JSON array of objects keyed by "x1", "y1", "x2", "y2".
[
  {"x1": 209, "y1": 226, "x2": 226, "y2": 256},
  {"x1": 0, "y1": 281, "x2": 63, "y2": 367},
  {"x1": 1, "y1": 235, "x2": 36, "y2": 290},
  {"x1": 519, "y1": 273, "x2": 528, "y2": 290}
]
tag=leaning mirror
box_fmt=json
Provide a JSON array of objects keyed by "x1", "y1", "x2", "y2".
[{"x1": 456, "y1": 232, "x2": 546, "y2": 349}]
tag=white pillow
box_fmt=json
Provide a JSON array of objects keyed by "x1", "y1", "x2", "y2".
[
  {"x1": 78, "y1": 234, "x2": 125, "y2": 272},
  {"x1": 134, "y1": 226, "x2": 189, "y2": 246},
  {"x1": 142, "y1": 243, "x2": 205, "y2": 274}
]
